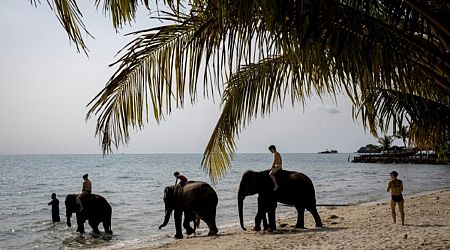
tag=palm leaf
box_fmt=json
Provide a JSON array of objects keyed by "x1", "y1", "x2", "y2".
[{"x1": 357, "y1": 89, "x2": 450, "y2": 149}]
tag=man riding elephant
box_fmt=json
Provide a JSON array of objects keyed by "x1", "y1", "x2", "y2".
[
  {"x1": 76, "y1": 174, "x2": 91, "y2": 211},
  {"x1": 268, "y1": 145, "x2": 283, "y2": 191}
]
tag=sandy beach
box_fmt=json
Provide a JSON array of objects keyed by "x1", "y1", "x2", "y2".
[{"x1": 139, "y1": 189, "x2": 450, "y2": 250}]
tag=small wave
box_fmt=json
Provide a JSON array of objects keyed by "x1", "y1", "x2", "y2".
[
  {"x1": 117, "y1": 176, "x2": 133, "y2": 180},
  {"x1": 94, "y1": 234, "x2": 173, "y2": 250},
  {"x1": 63, "y1": 231, "x2": 116, "y2": 249}
]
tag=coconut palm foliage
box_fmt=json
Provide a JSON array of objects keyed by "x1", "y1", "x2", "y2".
[
  {"x1": 377, "y1": 135, "x2": 395, "y2": 151},
  {"x1": 358, "y1": 89, "x2": 450, "y2": 150},
  {"x1": 35, "y1": 0, "x2": 450, "y2": 180},
  {"x1": 30, "y1": 0, "x2": 151, "y2": 53},
  {"x1": 395, "y1": 125, "x2": 410, "y2": 149}
]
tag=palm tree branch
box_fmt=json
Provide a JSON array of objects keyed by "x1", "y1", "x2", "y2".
[
  {"x1": 201, "y1": 55, "x2": 340, "y2": 181},
  {"x1": 356, "y1": 89, "x2": 450, "y2": 148}
]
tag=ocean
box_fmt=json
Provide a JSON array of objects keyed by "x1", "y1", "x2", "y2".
[{"x1": 0, "y1": 153, "x2": 449, "y2": 249}]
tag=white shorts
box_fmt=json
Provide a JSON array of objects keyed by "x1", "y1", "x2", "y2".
[{"x1": 270, "y1": 165, "x2": 282, "y2": 174}]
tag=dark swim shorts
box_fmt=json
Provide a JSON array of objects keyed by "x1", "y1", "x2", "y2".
[{"x1": 391, "y1": 195, "x2": 404, "y2": 202}]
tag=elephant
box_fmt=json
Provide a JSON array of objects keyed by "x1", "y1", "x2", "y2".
[
  {"x1": 158, "y1": 181, "x2": 218, "y2": 239},
  {"x1": 238, "y1": 169, "x2": 322, "y2": 231},
  {"x1": 65, "y1": 194, "x2": 113, "y2": 235}
]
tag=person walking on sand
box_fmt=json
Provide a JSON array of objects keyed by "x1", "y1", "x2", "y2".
[
  {"x1": 387, "y1": 171, "x2": 405, "y2": 226},
  {"x1": 48, "y1": 193, "x2": 60, "y2": 222},
  {"x1": 77, "y1": 174, "x2": 92, "y2": 211},
  {"x1": 174, "y1": 172, "x2": 188, "y2": 187},
  {"x1": 268, "y1": 145, "x2": 282, "y2": 191}
]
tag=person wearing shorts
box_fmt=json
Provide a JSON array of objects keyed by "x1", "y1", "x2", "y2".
[
  {"x1": 268, "y1": 145, "x2": 282, "y2": 191},
  {"x1": 387, "y1": 171, "x2": 405, "y2": 225},
  {"x1": 77, "y1": 174, "x2": 92, "y2": 211}
]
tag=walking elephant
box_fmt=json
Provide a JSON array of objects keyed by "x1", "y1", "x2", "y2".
[
  {"x1": 238, "y1": 170, "x2": 322, "y2": 231},
  {"x1": 65, "y1": 194, "x2": 113, "y2": 234},
  {"x1": 158, "y1": 181, "x2": 218, "y2": 239}
]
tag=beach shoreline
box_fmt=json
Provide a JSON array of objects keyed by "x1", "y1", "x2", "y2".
[{"x1": 136, "y1": 188, "x2": 450, "y2": 250}]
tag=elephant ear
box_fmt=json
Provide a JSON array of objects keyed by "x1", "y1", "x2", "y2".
[
  {"x1": 163, "y1": 186, "x2": 176, "y2": 208},
  {"x1": 257, "y1": 172, "x2": 275, "y2": 194},
  {"x1": 164, "y1": 187, "x2": 172, "y2": 201}
]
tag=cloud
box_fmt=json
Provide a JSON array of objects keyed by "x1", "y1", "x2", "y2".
[{"x1": 317, "y1": 105, "x2": 342, "y2": 114}]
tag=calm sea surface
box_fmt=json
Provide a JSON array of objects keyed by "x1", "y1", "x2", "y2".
[{"x1": 1, "y1": 153, "x2": 449, "y2": 249}]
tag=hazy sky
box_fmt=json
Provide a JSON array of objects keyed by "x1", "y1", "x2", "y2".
[{"x1": 0, "y1": 1, "x2": 384, "y2": 154}]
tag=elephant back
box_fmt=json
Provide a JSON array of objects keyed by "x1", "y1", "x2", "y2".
[
  {"x1": 261, "y1": 170, "x2": 317, "y2": 206},
  {"x1": 82, "y1": 194, "x2": 112, "y2": 218},
  {"x1": 179, "y1": 181, "x2": 218, "y2": 211}
]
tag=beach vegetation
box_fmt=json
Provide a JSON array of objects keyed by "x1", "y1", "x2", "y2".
[
  {"x1": 377, "y1": 135, "x2": 395, "y2": 152},
  {"x1": 394, "y1": 126, "x2": 410, "y2": 149},
  {"x1": 437, "y1": 141, "x2": 450, "y2": 164},
  {"x1": 32, "y1": 0, "x2": 450, "y2": 180}
]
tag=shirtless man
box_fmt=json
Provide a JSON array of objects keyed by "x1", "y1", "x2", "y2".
[
  {"x1": 387, "y1": 171, "x2": 405, "y2": 226},
  {"x1": 77, "y1": 174, "x2": 92, "y2": 211},
  {"x1": 268, "y1": 145, "x2": 282, "y2": 191},
  {"x1": 174, "y1": 171, "x2": 188, "y2": 187}
]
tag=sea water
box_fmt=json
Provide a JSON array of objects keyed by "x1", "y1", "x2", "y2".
[{"x1": 0, "y1": 153, "x2": 449, "y2": 249}]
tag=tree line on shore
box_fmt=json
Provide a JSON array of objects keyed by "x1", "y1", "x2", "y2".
[{"x1": 356, "y1": 126, "x2": 450, "y2": 164}]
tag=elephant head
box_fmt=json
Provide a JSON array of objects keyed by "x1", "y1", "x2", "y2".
[
  {"x1": 159, "y1": 186, "x2": 176, "y2": 229},
  {"x1": 237, "y1": 170, "x2": 267, "y2": 231},
  {"x1": 64, "y1": 194, "x2": 80, "y2": 227}
]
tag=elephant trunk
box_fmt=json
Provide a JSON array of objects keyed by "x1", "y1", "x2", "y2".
[
  {"x1": 159, "y1": 209, "x2": 172, "y2": 229},
  {"x1": 238, "y1": 194, "x2": 246, "y2": 231}
]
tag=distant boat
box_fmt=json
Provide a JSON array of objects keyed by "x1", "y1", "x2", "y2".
[{"x1": 318, "y1": 150, "x2": 338, "y2": 154}]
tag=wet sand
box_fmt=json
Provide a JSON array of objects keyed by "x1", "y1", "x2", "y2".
[{"x1": 139, "y1": 189, "x2": 450, "y2": 250}]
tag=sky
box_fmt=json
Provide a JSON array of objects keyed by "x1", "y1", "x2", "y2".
[{"x1": 0, "y1": 1, "x2": 385, "y2": 154}]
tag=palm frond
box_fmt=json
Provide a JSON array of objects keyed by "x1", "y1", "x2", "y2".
[
  {"x1": 45, "y1": 0, "x2": 92, "y2": 54},
  {"x1": 202, "y1": 55, "x2": 340, "y2": 181},
  {"x1": 86, "y1": 12, "x2": 228, "y2": 153},
  {"x1": 94, "y1": 0, "x2": 150, "y2": 29},
  {"x1": 357, "y1": 89, "x2": 450, "y2": 149},
  {"x1": 32, "y1": 0, "x2": 152, "y2": 53},
  {"x1": 86, "y1": 8, "x2": 281, "y2": 154}
]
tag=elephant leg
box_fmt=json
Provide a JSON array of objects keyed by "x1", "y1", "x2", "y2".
[
  {"x1": 174, "y1": 210, "x2": 183, "y2": 239},
  {"x1": 183, "y1": 212, "x2": 195, "y2": 236},
  {"x1": 194, "y1": 215, "x2": 200, "y2": 231},
  {"x1": 307, "y1": 207, "x2": 323, "y2": 227},
  {"x1": 262, "y1": 212, "x2": 269, "y2": 231},
  {"x1": 89, "y1": 220, "x2": 101, "y2": 235},
  {"x1": 267, "y1": 207, "x2": 276, "y2": 231},
  {"x1": 203, "y1": 213, "x2": 218, "y2": 236},
  {"x1": 76, "y1": 215, "x2": 85, "y2": 234},
  {"x1": 103, "y1": 218, "x2": 113, "y2": 234},
  {"x1": 102, "y1": 222, "x2": 109, "y2": 234},
  {"x1": 254, "y1": 207, "x2": 267, "y2": 231},
  {"x1": 253, "y1": 214, "x2": 261, "y2": 231},
  {"x1": 295, "y1": 205, "x2": 306, "y2": 228}
]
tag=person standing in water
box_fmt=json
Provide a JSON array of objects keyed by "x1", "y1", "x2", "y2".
[
  {"x1": 48, "y1": 193, "x2": 60, "y2": 222},
  {"x1": 387, "y1": 171, "x2": 405, "y2": 226},
  {"x1": 77, "y1": 174, "x2": 92, "y2": 211},
  {"x1": 268, "y1": 145, "x2": 282, "y2": 191}
]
